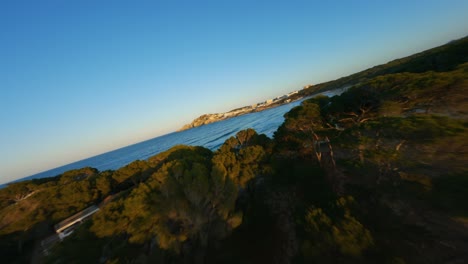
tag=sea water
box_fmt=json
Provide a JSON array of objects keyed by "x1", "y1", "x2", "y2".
[
  {"x1": 9, "y1": 88, "x2": 346, "y2": 186},
  {"x1": 10, "y1": 100, "x2": 303, "y2": 185}
]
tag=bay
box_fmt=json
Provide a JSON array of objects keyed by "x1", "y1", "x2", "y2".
[{"x1": 7, "y1": 88, "x2": 345, "y2": 186}]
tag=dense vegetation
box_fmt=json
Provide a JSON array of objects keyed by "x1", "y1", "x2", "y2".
[{"x1": 1, "y1": 36, "x2": 467, "y2": 263}]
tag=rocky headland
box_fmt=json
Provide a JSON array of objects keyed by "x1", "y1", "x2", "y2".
[{"x1": 178, "y1": 90, "x2": 305, "y2": 131}]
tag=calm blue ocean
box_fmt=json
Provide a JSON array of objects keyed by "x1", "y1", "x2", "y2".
[
  {"x1": 5, "y1": 100, "x2": 300, "y2": 186},
  {"x1": 5, "y1": 89, "x2": 344, "y2": 187}
]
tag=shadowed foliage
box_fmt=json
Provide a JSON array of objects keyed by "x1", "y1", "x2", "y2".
[{"x1": 1, "y1": 35, "x2": 467, "y2": 264}]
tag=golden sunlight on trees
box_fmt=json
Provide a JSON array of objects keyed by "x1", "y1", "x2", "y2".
[
  {"x1": 3, "y1": 37, "x2": 468, "y2": 263},
  {"x1": 302, "y1": 197, "x2": 373, "y2": 260},
  {"x1": 213, "y1": 129, "x2": 270, "y2": 188},
  {"x1": 92, "y1": 146, "x2": 241, "y2": 262}
]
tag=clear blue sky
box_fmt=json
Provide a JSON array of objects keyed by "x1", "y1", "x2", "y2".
[{"x1": 1, "y1": 0, "x2": 467, "y2": 184}]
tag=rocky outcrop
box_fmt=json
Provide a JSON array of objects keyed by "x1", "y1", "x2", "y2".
[
  {"x1": 179, "y1": 113, "x2": 228, "y2": 131},
  {"x1": 179, "y1": 96, "x2": 304, "y2": 131},
  {"x1": 178, "y1": 109, "x2": 255, "y2": 131}
]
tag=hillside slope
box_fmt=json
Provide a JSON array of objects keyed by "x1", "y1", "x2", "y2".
[{"x1": 0, "y1": 36, "x2": 467, "y2": 264}]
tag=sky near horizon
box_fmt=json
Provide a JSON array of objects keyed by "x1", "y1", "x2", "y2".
[{"x1": 1, "y1": 0, "x2": 467, "y2": 184}]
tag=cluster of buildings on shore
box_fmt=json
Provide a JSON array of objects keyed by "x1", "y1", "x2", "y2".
[
  {"x1": 180, "y1": 85, "x2": 315, "y2": 131},
  {"x1": 203, "y1": 90, "x2": 302, "y2": 122},
  {"x1": 253, "y1": 90, "x2": 300, "y2": 109}
]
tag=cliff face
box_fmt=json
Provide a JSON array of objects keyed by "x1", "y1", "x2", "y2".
[
  {"x1": 178, "y1": 110, "x2": 254, "y2": 131},
  {"x1": 178, "y1": 113, "x2": 229, "y2": 131},
  {"x1": 178, "y1": 105, "x2": 263, "y2": 131}
]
